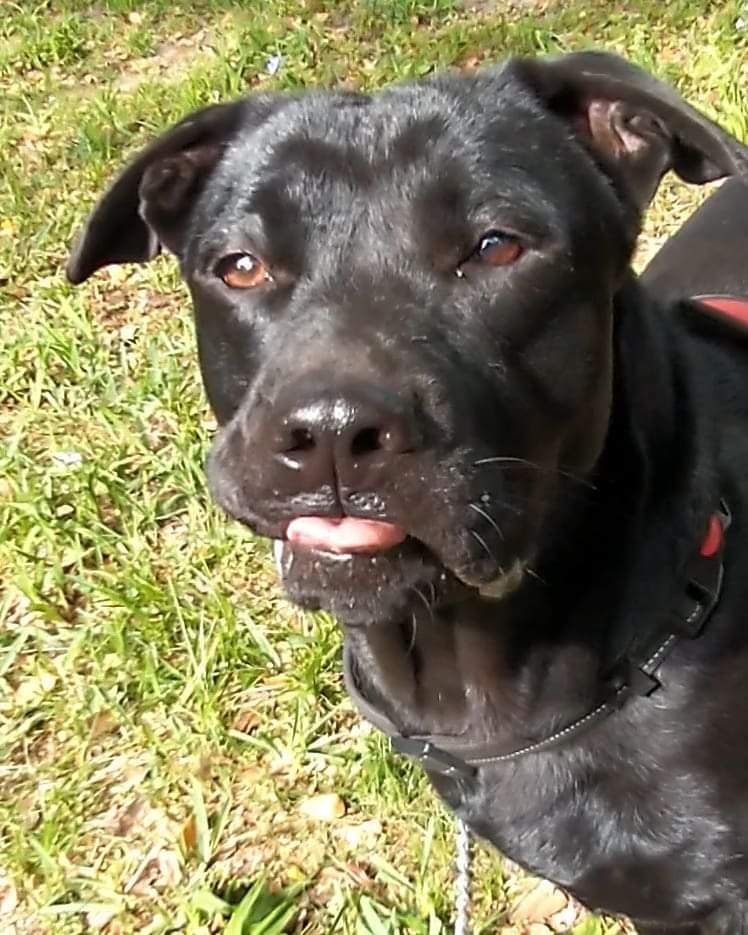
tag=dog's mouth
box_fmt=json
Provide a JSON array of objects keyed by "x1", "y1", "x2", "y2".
[
  {"x1": 271, "y1": 515, "x2": 528, "y2": 625},
  {"x1": 286, "y1": 516, "x2": 408, "y2": 555}
]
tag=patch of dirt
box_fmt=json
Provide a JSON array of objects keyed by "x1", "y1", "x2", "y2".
[
  {"x1": 113, "y1": 28, "x2": 216, "y2": 93},
  {"x1": 458, "y1": 0, "x2": 557, "y2": 13}
]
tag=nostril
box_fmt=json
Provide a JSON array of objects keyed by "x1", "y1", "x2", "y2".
[
  {"x1": 285, "y1": 427, "x2": 316, "y2": 453},
  {"x1": 351, "y1": 426, "x2": 382, "y2": 457}
]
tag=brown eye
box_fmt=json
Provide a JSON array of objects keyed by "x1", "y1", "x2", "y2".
[
  {"x1": 216, "y1": 253, "x2": 271, "y2": 289},
  {"x1": 474, "y1": 231, "x2": 523, "y2": 267}
]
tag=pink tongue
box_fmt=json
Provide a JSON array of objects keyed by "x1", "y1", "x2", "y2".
[{"x1": 286, "y1": 517, "x2": 407, "y2": 554}]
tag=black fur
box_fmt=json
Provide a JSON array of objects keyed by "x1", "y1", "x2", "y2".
[{"x1": 68, "y1": 52, "x2": 748, "y2": 933}]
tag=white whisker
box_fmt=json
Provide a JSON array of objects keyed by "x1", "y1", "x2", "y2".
[
  {"x1": 525, "y1": 565, "x2": 547, "y2": 586},
  {"x1": 406, "y1": 613, "x2": 418, "y2": 653},
  {"x1": 468, "y1": 501, "x2": 505, "y2": 541},
  {"x1": 474, "y1": 455, "x2": 596, "y2": 489},
  {"x1": 469, "y1": 527, "x2": 496, "y2": 564}
]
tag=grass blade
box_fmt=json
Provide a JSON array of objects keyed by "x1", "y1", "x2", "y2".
[{"x1": 225, "y1": 877, "x2": 268, "y2": 935}]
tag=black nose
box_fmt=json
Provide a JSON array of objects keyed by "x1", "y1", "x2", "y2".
[{"x1": 269, "y1": 380, "x2": 418, "y2": 496}]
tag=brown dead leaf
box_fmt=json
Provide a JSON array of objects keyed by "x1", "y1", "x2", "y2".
[
  {"x1": 111, "y1": 797, "x2": 149, "y2": 836},
  {"x1": 181, "y1": 815, "x2": 197, "y2": 853},
  {"x1": 343, "y1": 862, "x2": 373, "y2": 889},
  {"x1": 458, "y1": 53, "x2": 484, "y2": 71},
  {"x1": 232, "y1": 709, "x2": 261, "y2": 733},
  {"x1": 510, "y1": 880, "x2": 568, "y2": 924},
  {"x1": 155, "y1": 849, "x2": 182, "y2": 889},
  {"x1": 309, "y1": 863, "x2": 372, "y2": 905},
  {"x1": 126, "y1": 847, "x2": 182, "y2": 896},
  {"x1": 15, "y1": 794, "x2": 40, "y2": 831},
  {"x1": 109, "y1": 762, "x2": 150, "y2": 795},
  {"x1": 99, "y1": 795, "x2": 174, "y2": 846},
  {"x1": 89, "y1": 709, "x2": 118, "y2": 740},
  {"x1": 237, "y1": 764, "x2": 266, "y2": 785}
]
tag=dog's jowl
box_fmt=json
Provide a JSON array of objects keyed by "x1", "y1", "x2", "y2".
[{"x1": 68, "y1": 52, "x2": 748, "y2": 934}]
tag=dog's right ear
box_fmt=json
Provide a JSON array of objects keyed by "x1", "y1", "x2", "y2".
[
  {"x1": 509, "y1": 51, "x2": 748, "y2": 213},
  {"x1": 66, "y1": 96, "x2": 280, "y2": 284}
]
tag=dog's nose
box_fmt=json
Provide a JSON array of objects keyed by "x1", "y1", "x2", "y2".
[{"x1": 269, "y1": 382, "x2": 417, "y2": 495}]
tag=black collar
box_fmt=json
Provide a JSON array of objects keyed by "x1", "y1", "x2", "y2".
[{"x1": 343, "y1": 500, "x2": 730, "y2": 780}]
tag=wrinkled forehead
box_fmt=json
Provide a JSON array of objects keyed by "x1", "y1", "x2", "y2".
[
  {"x1": 209, "y1": 78, "x2": 581, "y2": 233},
  {"x1": 189, "y1": 72, "x2": 629, "y2": 272}
]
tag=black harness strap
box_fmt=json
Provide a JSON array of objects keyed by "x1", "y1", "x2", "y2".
[{"x1": 344, "y1": 502, "x2": 730, "y2": 780}]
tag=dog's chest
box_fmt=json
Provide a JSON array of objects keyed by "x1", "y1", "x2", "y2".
[{"x1": 428, "y1": 737, "x2": 735, "y2": 922}]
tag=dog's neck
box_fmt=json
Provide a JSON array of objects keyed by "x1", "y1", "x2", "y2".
[{"x1": 344, "y1": 275, "x2": 721, "y2": 744}]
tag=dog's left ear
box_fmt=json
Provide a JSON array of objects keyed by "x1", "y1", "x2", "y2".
[
  {"x1": 66, "y1": 95, "x2": 284, "y2": 284},
  {"x1": 510, "y1": 50, "x2": 748, "y2": 210}
]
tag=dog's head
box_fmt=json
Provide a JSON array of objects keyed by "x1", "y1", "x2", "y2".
[{"x1": 68, "y1": 52, "x2": 748, "y2": 625}]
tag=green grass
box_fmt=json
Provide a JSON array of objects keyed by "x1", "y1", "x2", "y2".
[{"x1": 1, "y1": 0, "x2": 746, "y2": 931}]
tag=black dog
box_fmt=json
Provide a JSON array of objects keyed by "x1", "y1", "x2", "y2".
[{"x1": 67, "y1": 52, "x2": 748, "y2": 933}]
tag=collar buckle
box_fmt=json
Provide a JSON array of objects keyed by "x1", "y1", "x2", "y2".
[
  {"x1": 391, "y1": 737, "x2": 476, "y2": 779},
  {"x1": 605, "y1": 659, "x2": 660, "y2": 706},
  {"x1": 675, "y1": 502, "x2": 730, "y2": 637}
]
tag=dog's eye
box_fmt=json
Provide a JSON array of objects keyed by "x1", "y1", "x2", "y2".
[
  {"x1": 473, "y1": 231, "x2": 523, "y2": 267},
  {"x1": 215, "y1": 253, "x2": 272, "y2": 289}
]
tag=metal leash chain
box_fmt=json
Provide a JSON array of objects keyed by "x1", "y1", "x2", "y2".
[{"x1": 454, "y1": 818, "x2": 472, "y2": 935}]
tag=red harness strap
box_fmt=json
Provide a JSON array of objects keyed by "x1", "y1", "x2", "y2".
[
  {"x1": 690, "y1": 295, "x2": 746, "y2": 553},
  {"x1": 700, "y1": 512, "x2": 724, "y2": 557},
  {"x1": 690, "y1": 294, "x2": 742, "y2": 556},
  {"x1": 693, "y1": 294, "x2": 748, "y2": 332}
]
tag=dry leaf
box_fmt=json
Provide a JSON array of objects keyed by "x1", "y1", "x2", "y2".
[
  {"x1": 155, "y1": 849, "x2": 182, "y2": 889},
  {"x1": 335, "y1": 818, "x2": 382, "y2": 848},
  {"x1": 110, "y1": 763, "x2": 150, "y2": 795},
  {"x1": 99, "y1": 795, "x2": 174, "y2": 846},
  {"x1": 86, "y1": 905, "x2": 118, "y2": 929},
  {"x1": 343, "y1": 862, "x2": 373, "y2": 889},
  {"x1": 460, "y1": 54, "x2": 483, "y2": 71},
  {"x1": 263, "y1": 673, "x2": 291, "y2": 689},
  {"x1": 0, "y1": 876, "x2": 18, "y2": 916},
  {"x1": 40, "y1": 669, "x2": 58, "y2": 691},
  {"x1": 549, "y1": 897, "x2": 582, "y2": 930},
  {"x1": 181, "y1": 815, "x2": 197, "y2": 853},
  {"x1": 89, "y1": 710, "x2": 118, "y2": 739},
  {"x1": 309, "y1": 864, "x2": 370, "y2": 904},
  {"x1": 298, "y1": 793, "x2": 346, "y2": 822},
  {"x1": 232, "y1": 710, "x2": 260, "y2": 733},
  {"x1": 16, "y1": 795, "x2": 40, "y2": 831},
  {"x1": 509, "y1": 880, "x2": 568, "y2": 924},
  {"x1": 112, "y1": 798, "x2": 149, "y2": 836},
  {"x1": 14, "y1": 672, "x2": 56, "y2": 706},
  {"x1": 126, "y1": 847, "x2": 182, "y2": 896}
]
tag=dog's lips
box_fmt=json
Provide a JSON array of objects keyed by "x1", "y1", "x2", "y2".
[
  {"x1": 270, "y1": 532, "x2": 468, "y2": 625},
  {"x1": 285, "y1": 516, "x2": 408, "y2": 554},
  {"x1": 272, "y1": 535, "x2": 356, "y2": 575}
]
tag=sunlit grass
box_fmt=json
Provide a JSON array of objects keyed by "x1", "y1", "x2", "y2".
[{"x1": 1, "y1": 0, "x2": 746, "y2": 931}]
